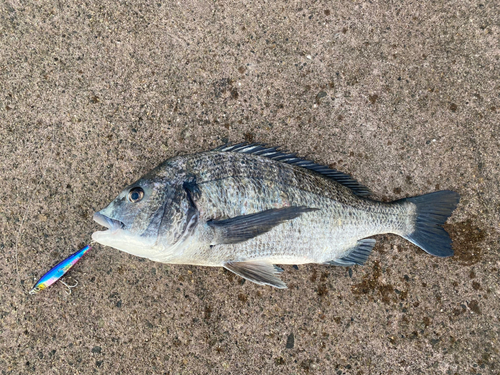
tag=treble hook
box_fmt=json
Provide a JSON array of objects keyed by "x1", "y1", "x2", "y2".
[{"x1": 60, "y1": 279, "x2": 78, "y2": 295}]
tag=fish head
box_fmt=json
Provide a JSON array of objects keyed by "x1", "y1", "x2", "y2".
[{"x1": 92, "y1": 171, "x2": 180, "y2": 259}]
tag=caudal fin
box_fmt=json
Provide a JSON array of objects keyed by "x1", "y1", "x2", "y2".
[{"x1": 401, "y1": 190, "x2": 460, "y2": 257}]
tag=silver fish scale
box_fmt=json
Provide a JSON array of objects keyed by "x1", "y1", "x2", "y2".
[{"x1": 170, "y1": 151, "x2": 415, "y2": 266}]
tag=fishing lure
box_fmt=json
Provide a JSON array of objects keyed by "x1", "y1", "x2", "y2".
[{"x1": 29, "y1": 245, "x2": 91, "y2": 295}]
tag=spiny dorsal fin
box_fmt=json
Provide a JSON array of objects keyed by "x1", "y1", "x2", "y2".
[{"x1": 212, "y1": 143, "x2": 370, "y2": 196}]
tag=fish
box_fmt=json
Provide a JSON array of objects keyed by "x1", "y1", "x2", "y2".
[
  {"x1": 29, "y1": 245, "x2": 91, "y2": 294},
  {"x1": 92, "y1": 143, "x2": 460, "y2": 289}
]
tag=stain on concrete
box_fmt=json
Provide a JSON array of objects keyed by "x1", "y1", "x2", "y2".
[{"x1": 444, "y1": 219, "x2": 486, "y2": 265}]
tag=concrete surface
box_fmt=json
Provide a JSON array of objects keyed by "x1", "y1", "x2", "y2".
[{"x1": 1, "y1": 0, "x2": 499, "y2": 374}]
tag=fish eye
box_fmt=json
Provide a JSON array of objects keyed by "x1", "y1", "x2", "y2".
[{"x1": 128, "y1": 187, "x2": 144, "y2": 203}]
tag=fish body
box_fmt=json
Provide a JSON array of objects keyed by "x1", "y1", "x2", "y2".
[
  {"x1": 92, "y1": 144, "x2": 459, "y2": 288},
  {"x1": 29, "y1": 245, "x2": 91, "y2": 294}
]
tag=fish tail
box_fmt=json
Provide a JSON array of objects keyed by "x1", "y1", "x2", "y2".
[{"x1": 400, "y1": 190, "x2": 460, "y2": 257}]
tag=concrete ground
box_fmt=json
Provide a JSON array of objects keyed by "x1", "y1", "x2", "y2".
[{"x1": 1, "y1": 0, "x2": 499, "y2": 374}]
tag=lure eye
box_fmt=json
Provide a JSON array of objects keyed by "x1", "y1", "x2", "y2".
[{"x1": 128, "y1": 187, "x2": 144, "y2": 203}]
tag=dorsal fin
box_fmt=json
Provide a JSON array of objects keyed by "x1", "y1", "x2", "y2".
[{"x1": 212, "y1": 143, "x2": 370, "y2": 196}]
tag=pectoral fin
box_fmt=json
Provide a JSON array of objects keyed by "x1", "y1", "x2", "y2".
[
  {"x1": 224, "y1": 261, "x2": 287, "y2": 289},
  {"x1": 207, "y1": 206, "x2": 317, "y2": 244}
]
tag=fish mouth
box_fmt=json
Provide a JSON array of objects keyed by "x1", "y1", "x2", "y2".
[{"x1": 92, "y1": 212, "x2": 125, "y2": 234}]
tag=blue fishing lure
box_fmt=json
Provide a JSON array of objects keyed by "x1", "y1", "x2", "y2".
[{"x1": 29, "y1": 245, "x2": 91, "y2": 295}]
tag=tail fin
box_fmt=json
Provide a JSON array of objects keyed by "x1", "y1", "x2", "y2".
[{"x1": 400, "y1": 190, "x2": 460, "y2": 257}]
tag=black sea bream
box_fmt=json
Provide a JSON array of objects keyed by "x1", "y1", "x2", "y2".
[{"x1": 92, "y1": 144, "x2": 460, "y2": 288}]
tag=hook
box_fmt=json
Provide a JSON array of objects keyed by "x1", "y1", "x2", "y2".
[{"x1": 60, "y1": 279, "x2": 78, "y2": 295}]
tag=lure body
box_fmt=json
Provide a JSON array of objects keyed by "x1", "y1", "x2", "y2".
[{"x1": 29, "y1": 245, "x2": 91, "y2": 294}]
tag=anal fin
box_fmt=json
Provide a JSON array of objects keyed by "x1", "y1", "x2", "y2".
[
  {"x1": 327, "y1": 238, "x2": 376, "y2": 266},
  {"x1": 224, "y1": 261, "x2": 287, "y2": 289}
]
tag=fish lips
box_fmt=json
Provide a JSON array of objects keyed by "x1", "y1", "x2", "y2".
[
  {"x1": 92, "y1": 212, "x2": 125, "y2": 236},
  {"x1": 91, "y1": 211, "x2": 158, "y2": 257}
]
